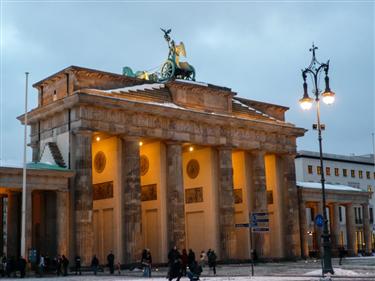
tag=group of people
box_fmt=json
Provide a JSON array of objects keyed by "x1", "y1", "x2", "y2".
[
  {"x1": 0, "y1": 255, "x2": 27, "y2": 278},
  {"x1": 167, "y1": 246, "x2": 217, "y2": 281}
]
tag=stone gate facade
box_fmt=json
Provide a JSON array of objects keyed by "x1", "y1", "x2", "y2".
[{"x1": 14, "y1": 66, "x2": 305, "y2": 265}]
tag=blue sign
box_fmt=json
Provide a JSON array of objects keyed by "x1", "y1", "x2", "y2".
[
  {"x1": 315, "y1": 214, "x2": 324, "y2": 227},
  {"x1": 235, "y1": 223, "x2": 250, "y2": 228}
]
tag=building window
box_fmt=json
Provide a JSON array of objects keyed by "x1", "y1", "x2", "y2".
[
  {"x1": 326, "y1": 167, "x2": 331, "y2": 176},
  {"x1": 351, "y1": 170, "x2": 355, "y2": 178},
  {"x1": 359, "y1": 170, "x2": 363, "y2": 179},
  {"x1": 334, "y1": 168, "x2": 339, "y2": 176},
  {"x1": 339, "y1": 206, "x2": 342, "y2": 222},
  {"x1": 374, "y1": 172, "x2": 375, "y2": 179},
  {"x1": 343, "y1": 169, "x2": 347, "y2": 177},
  {"x1": 308, "y1": 165, "x2": 313, "y2": 174},
  {"x1": 317, "y1": 166, "x2": 321, "y2": 175},
  {"x1": 370, "y1": 207, "x2": 374, "y2": 224}
]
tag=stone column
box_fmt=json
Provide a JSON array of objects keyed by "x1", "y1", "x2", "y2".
[
  {"x1": 0, "y1": 197, "x2": 3, "y2": 253},
  {"x1": 166, "y1": 142, "x2": 186, "y2": 250},
  {"x1": 345, "y1": 204, "x2": 356, "y2": 256},
  {"x1": 362, "y1": 203, "x2": 372, "y2": 254},
  {"x1": 331, "y1": 203, "x2": 341, "y2": 255},
  {"x1": 121, "y1": 137, "x2": 142, "y2": 263},
  {"x1": 7, "y1": 192, "x2": 20, "y2": 257},
  {"x1": 25, "y1": 188, "x2": 33, "y2": 256},
  {"x1": 72, "y1": 130, "x2": 93, "y2": 265},
  {"x1": 56, "y1": 191, "x2": 69, "y2": 256},
  {"x1": 217, "y1": 147, "x2": 236, "y2": 260},
  {"x1": 249, "y1": 150, "x2": 267, "y2": 258},
  {"x1": 298, "y1": 191, "x2": 309, "y2": 258},
  {"x1": 280, "y1": 153, "x2": 301, "y2": 258}
]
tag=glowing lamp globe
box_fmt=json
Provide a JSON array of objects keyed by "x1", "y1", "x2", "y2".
[
  {"x1": 299, "y1": 96, "x2": 313, "y2": 110},
  {"x1": 322, "y1": 90, "x2": 335, "y2": 105}
]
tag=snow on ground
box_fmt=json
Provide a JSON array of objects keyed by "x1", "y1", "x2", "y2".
[{"x1": 305, "y1": 268, "x2": 359, "y2": 276}]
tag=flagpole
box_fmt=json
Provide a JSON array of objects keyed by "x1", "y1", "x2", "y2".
[{"x1": 21, "y1": 72, "x2": 29, "y2": 258}]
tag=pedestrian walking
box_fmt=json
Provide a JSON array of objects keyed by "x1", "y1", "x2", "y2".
[
  {"x1": 181, "y1": 249, "x2": 188, "y2": 276},
  {"x1": 62, "y1": 255, "x2": 69, "y2": 276},
  {"x1": 168, "y1": 246, "x2": 182, "y2": 281},
  {"x1": 107, "y1": 251, "x2": 115, "y2": 274},
  {"x1": 339, "y1": 246, "x2": 346, "y2": 265},
  {"x1": 55, "y1": 255, "x2": 62, "y2": 276},
  {"x1": 18, "y1": 256, "x2": 27, "y2": 278},
  {"x1": 186, "y1": 260, "x2": 202, "y2": 281},
  {"x1": 38, "y1": 255, "x2": 45, "y2": 277},
  {"x1": 117, "y1": 261, "x2": 121, "y2": 275},
  {"x1": 207, "y1": 249, "x2": 217, "y2": 275},
  {"x1": 75, "y1": 255, "x2": 82, "y2": 275},
  {"x1": 199, "y1": 250, "x2": 206, "y2": 268},
  {"x1": 141, "y1": 248, "x2": 152, "y2": 277},
  {"x1": 187, "y1": 249, "x2": 195, "y2": 268},
  {"x1": 91, "y1": 255, "x2": 99, "y2": 275}
]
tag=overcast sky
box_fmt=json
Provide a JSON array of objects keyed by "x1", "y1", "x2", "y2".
[{"x1": 0, "y1": 1, "x2": 374, "y2": 164}]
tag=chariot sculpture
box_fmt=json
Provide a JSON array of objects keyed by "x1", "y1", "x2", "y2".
[{"x1": 122, "y1": 29, "x2": 196, "y2": 82}]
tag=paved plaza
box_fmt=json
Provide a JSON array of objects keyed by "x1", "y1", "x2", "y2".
[{"x1": 2, "y1": 257, "x2": 375, "y2": 281}]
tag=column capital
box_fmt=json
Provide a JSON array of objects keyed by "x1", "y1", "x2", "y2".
[
  {"x1": 216, "y1": 145, "x2": 234, "y2": 151},
  {"x1": 165, "y1": 140, "x2": 182, "y2": 146}
]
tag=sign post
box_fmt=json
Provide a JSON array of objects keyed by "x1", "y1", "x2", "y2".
[{"x1": 235, "y1": 211, "x2": 269, "y2": 277}]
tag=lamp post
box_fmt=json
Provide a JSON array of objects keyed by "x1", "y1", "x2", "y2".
[{"x1": 299, "y1": 44, "x2": 336, "y2": 275}]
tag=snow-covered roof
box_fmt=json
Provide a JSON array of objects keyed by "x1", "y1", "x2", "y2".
[
  {"x1": 104, "y1": 83, "x2": 165, "y2": 93},
  {"x1": 297, "y1": 181, "x2": 364, "y2": 192}
]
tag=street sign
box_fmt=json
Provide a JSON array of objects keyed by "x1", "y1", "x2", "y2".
[
  {"x1": 252, "y1": 227, "x2": 270, "y2": 232},
  {"x1": 251, "y1": 212, "x2": 269, "y2": 232},
  {"x1": 235, "y1": 223, "x2": 250, "y2": 228},
  {"x1": 315, "y1": 214, "x2": 324, "y2": 227}
]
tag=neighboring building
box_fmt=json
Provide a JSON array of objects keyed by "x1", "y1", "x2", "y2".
[
  {"x1": 295, "y1": 151, "x2": 375, "y2": 256},
  {"x1": 0, "y1": 65, "x2": 305, "y2": 265}
]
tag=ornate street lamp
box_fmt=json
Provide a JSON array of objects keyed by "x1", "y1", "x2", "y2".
[{"x1": 299, "y1": 44, "x2": 335, "y2": 275}]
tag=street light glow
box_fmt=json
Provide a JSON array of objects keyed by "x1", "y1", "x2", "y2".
[
  {"x1": 299, "y1": 97, "x2": 313, "y2": 110},
  {"x1": 322, "y1": 91, "x2": 335, "y2": 105}
]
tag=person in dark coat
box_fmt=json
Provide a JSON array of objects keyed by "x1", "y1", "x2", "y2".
[
  {"x1": 62, "y1": 255, "x2": 69, "y2": 276},
  {"x1": 187, "y1": 249, "x2": 195, "y2": 268},
  {"x1": 107, "y1": 251, "x2": 115, "y2": 274},
  {"x1": 141, "y1": 249, "x2": 152, "y2": 277},
  {"x1": 207, "y1": 249, "x2": 217, "y2": 275},
  {"x1": 339, "y1": 246, "x2": 346, "y2": 265},
  {"x1": 55, "y1": 255, "x2": 62, "y2": 276},
  {"x1": 75, "y1": 255, "x2": 82, "y2": 275},
  {"x1": 18, "y1": 256, "x2": 27, "y2": 278},
  {"x1": 186, "y1": 260, "x2": 202, "y2": 281},
  {"x1": 181, "y1": 249, "x2": 188, "y2": 276},
  {"x1": 91, "y1": 255, "x2": 99, "y2": 275},
  {"x1": 167, "y1": 246, "x2": 182, "y2": 281}
]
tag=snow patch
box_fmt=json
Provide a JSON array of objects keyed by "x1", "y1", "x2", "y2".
[
  {"x1": 297, "y1": 181, "x2": 364, "y2": 192},
  {"x1": 305, "y1": 268, "x2": 360, "y2": 276},
  {"x1": 105, "y1": 83, "x2": 165, "y2": 93}
]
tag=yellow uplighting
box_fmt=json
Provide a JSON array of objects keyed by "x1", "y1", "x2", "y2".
[
  {"x1": 189, "y1": 146, "x2": 194, "y2": 152},
  {"x1": 96, "y1": 136, "x2": 101, "y2": 142},
  {"x1": 139, "y1": 141, "x2": 143, "y2": 146}
]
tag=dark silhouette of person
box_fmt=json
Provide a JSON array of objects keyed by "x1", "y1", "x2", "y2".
[
  {"x1": 18, "y1": 256, "x2": 27, "y2": 278},
  {"x1": 62, "y1": 255, "x2": 69, "y2": 276},
  {"x1": 75, "y1": 255, "x2": 81, "y2": 275},
  {"x1": 91, "y1": 255, "x2": 99, "y2": 275},
  {"x1": 107, "y1": 251, "x2": 115, "y2": 274}
]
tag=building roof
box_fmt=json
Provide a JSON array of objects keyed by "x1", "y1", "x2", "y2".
[
  {"x1": 297, "y1": 181, "x2": 365, "y2": 192},
  {"x1": 296, "y1": 150, "x2": 375, "y2": 166}
]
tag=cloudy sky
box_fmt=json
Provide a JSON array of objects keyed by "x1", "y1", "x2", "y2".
[{"x1": 0, "y1": 1, "x2": 374, "y2": 164}]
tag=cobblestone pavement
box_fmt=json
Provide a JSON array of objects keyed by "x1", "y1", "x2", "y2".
[{"x1": 2, "y1": 257, "x2": 375, "y2": 281}]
